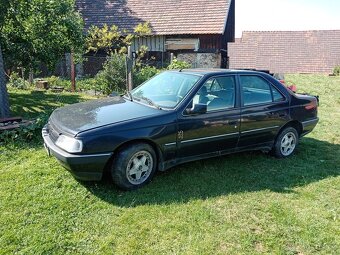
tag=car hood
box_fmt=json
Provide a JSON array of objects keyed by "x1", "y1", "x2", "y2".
[{"x1": 49, "y1": 96, "x2": 163, "y2": 136}]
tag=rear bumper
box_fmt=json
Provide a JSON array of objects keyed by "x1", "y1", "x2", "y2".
[
  {"x1": 42, "y1": 127, "x2": 112, "y2": 181},
  {"x1": 301, "y1": 117, "x2": 319, "y2": 136}
]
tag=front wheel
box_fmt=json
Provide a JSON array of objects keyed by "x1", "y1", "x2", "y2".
[
  {"x1": 271, "y1": 127, "x2": 299, "y2": 158},
  {"x1": 111, "y1": 143, "x2": 157, "y2": 190}
]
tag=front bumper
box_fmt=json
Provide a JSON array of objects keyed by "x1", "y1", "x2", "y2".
[{"x1": 42, "y1": 127, "x2": 113, "y2": 181}]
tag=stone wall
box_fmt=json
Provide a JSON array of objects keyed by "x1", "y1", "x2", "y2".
[{"x1": 177, "y1": 53, "x2": 221, "y2": 68}]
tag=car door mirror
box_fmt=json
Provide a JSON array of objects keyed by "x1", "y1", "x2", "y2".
[{"x1": 186, "y1": 103, "x2": 207, "y2": 115}]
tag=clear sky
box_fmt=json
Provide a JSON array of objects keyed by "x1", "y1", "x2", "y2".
[{"x1": 236, "y1": 0, "x2": 340, "y2": 37}]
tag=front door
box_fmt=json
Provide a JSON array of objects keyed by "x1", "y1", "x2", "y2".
[{"x1": 177, "y1": 75, "x2": 241, "y2": 159}]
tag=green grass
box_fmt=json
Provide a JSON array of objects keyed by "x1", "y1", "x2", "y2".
[{"x1": 1, "y1": 75, "x2": 339, "y2": 254}]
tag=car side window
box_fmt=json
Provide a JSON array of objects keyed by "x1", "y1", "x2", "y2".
[
  {"x1": 272, "y1": 86, "x2": 285, "y2": 102},
  {"x1": 191, "y1": 76, "x2": 236, "y2": 112},
  {"x1": 209, "y1": 79, "x2": 222, "y2": 92},
  {"x1": 240, "y1": 75, "x2": 285, "y2": 106}
]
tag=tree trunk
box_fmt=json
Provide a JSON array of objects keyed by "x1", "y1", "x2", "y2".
[{"x1": 0, "y1": 45, "x2": 10, "y2": 119}]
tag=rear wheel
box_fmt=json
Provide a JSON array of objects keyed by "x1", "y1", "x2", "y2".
[
  {"x1": 272, "y1": 127, "x2": 299, "y2": 158},
  {"x1": 111, "y1": 143, "x2": 157, "y2": 190}
]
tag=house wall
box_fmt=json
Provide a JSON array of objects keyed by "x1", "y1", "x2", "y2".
[
  {"x1": 131, "y1": 36, "x2": 166, "y2": 52},
  {"x1": 225, "y1": 0, "x2": 235, "y2": 43},
  {"x1": 131, "y1": 34, "x2": 225, "y2": 68},
  {"x1": 131, "y1": 34, "x2": 224, "y2": 53},
  {"x1": 177, "y1": 53, "x2": 221, "y2": 68},
  {"x1": 228, "y1": 30, "x2": 340, "y2": 74}
]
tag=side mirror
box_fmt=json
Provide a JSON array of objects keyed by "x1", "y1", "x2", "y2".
[{"x1": 185, "y1": 103, "x2": 207, "y2": 115}]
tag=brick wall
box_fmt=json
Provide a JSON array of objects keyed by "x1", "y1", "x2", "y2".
[{"x1": 228, "y1": 30, "x2": 340, "y2": 74}]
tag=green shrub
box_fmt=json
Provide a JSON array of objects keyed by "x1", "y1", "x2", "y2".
[
  {"x1": 45, "y1": 76, "x2": 60, "y2": 86},
  {"x1": 167, "y1": 58, "x2": 191, "y2": 70},
  {"x1": 0, "y1": 114, "x2": 49, "y2": 144},
  {"x1": 133, "y1": 65, "x2": 160, "y2": 87},
  {"x1": 95, "y1": 54, "x2": 127, "y2": 94},
  {"x1": 333, "y1": 66, "x2": 340, "y2": 76},
  {"x1": 76, "y1": 78, "x2": 99, "y2": 92},
  {"x1": 8, "y1": 72, "x2": 29, "y2": 89},
  {"x1": 45, "y1": 76, "x2": 71, "y2": 90}
]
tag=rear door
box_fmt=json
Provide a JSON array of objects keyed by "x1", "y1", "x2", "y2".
[
  {"x1": 238, "y1": 74, "x2": 290, "y2": 148},
  {"x1": 177, "y1": 75, "x2": 241, "y2": 158}
]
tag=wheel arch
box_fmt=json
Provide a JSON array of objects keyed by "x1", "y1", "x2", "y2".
[
  {"x1": 277, "y1": 120, "x2": 303, "y2": 139},
  {"x1": 103, "y1": 138, "x2": 164, "y2": 174}
]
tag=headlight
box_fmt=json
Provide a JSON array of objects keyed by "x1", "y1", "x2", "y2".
[{"x1": 55, "y1": 135, "x2": 83, "y2": 153}]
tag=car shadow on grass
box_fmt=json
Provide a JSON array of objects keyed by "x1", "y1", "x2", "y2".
[{"x1": 81, "y1": 137, "x2": 340, "y2": 207}]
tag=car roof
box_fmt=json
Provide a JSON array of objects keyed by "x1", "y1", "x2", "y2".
[{"x1": 168, "y1": 69, "x2": 267, "y2": 76}]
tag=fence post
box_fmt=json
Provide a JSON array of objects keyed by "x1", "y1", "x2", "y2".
[
  {"x1": 126, "y1": 46, "x2": 133, "y2": 91},
  {"x1": 170, "y1": 52, "x2": 174, "y2": 63},
  {"x1": 70, "y1": 51, "x2": 76, "y2": 92}
]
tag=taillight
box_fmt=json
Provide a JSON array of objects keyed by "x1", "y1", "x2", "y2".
[
  {"x1": 305, "y1": 99, "x2": 318, "y2": 110},
  {"x1": 287, "y1": 85, "x2": 297, "y2": 92}
]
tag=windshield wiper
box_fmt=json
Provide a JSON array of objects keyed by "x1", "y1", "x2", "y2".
[{"x1": 139, "y1": 96, "x2": 162, "y2": 110}]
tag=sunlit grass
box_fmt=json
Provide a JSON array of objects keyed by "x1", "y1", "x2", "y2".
[{"x1": 0, "y1": 75, "x2": 339, "y2": 254}]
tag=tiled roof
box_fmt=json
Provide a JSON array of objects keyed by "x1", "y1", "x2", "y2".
[
  {"x1": 228, "y1": 30, "x2": 340, "y2": 74},
  {"x1": 76, "y1": 0, "x2": 231, "y2": 35}
]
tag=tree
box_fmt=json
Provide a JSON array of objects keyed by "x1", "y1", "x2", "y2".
[
  {"x1": 0, "y1": 0, "x2": 84, "y2": 118},
  {"x1": 85, "y1": 24, "x2": 123, "y2": 55},
  {"x1": 0, "y1": 0, "x2": 11, "y2": 118},
  {"x1": 85, "y1": 22, "x2": 151, "y2": 56},
  {"x1": 0, "y1": 45, "x2": 10, "y2": 118},
  {"x1": 1, "y1": 0, "x2": 84, "y2": 73}
]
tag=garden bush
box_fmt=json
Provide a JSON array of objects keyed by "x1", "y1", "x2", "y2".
[
  {"x1": 37, "y1": 56, "x2": 191, "y2": 95},
  {"x1": 167, "y1": 58, "x2": 191, "y2": 70},
  {"x1": 95, "y1": 54, "x2": 127, "y2": 94},
  {"x1": 44, "y1": 76, "x2": 71, "y2": 90},
  {"x1": 132, "y1": 59, "x2": 191, "y2": 87},
  {"x1": 0, "y1": 113, "x2": 49, "y2": 144},
  {"x1": 7, "y1": 72, "x2": 29, "y2": 90},
  {"x1": 76, "y1": 78, "x2": 100, "y2": 92},
  {"x1": 333, "y1": 66, "x2": 340, "y2": 76},
  {"x1": 133, "y1": 65, "x2": 160, "y2": 87}
]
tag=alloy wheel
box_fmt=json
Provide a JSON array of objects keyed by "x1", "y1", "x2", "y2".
[
  {"x1": 280, "y1": 132, "x2": 297, "y2": 156},
  {"x1": 126, "y1": 150, "x2": 154, "y2": 185}
]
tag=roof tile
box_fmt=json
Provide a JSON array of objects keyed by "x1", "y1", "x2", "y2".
[{"x1": 76, "y1": 0, "x2": 231, "y2": 35}]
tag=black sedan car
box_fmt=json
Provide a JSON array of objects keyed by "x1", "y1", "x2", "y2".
[{"x1": 43, "y1": 69, "x2": 319, "y2": 190}]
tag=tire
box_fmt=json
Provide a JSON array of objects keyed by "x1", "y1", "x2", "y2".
[
  {"x1": 271, "y1": 127, "x2": 299, "y2": 158},
  {"x1": 111, "y1": 143, "x2": 157, "y2": 190}
]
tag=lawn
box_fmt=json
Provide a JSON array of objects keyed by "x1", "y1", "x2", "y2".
[{"x1": 1, "y1": 75, "x2": 339, "y2": 254}]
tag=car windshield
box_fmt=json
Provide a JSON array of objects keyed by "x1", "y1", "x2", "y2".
[{"x1": 131, "y1": 71, "x2": 201, "y2": 109}]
